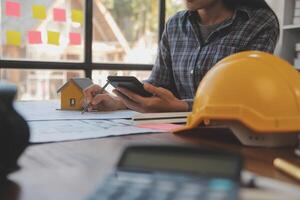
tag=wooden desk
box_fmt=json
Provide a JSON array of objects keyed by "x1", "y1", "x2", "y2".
[{"x1": 0, "y1": 129, "x2": 300, "y2": 200}]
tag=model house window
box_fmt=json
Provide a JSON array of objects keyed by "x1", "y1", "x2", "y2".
[{"x1": 70, "y1": 98, "x2": 76, "y2": 106}]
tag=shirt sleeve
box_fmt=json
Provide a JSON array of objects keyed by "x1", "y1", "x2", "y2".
[
  {"x1": 145, "y1": 22, "x2": 178, "y2": 96},
  {"x1": 182, "y1": 99, "x2": 194, "y2": 111},
  {"x1": 243, "y1": 14, "x2": 279, "y2": 53}
]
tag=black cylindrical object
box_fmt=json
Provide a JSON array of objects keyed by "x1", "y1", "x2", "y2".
[{"x1": 0, "y1": 82, "x2": 29, "y2": 180}]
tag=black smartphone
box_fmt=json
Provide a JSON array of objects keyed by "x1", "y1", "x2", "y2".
[{"x1": 107, "y1": 76, "x2": 152, "y2": 97}]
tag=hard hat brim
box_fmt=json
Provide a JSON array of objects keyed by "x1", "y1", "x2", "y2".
[{"x1": 173, "y1": 125, "x2": 194, "y2": 134}]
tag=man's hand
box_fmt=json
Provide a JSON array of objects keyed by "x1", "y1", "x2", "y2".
[
  {"x1": 113, "y1": 83, "x2": 188, "y2": 113},
  {"x1": 83, "y1": 84, "x2": 127, "y2": 111}
]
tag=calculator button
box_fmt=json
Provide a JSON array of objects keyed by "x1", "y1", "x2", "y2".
[
  {"x1": 155, "y1": 180, "x2": 177, "y2": 192},
  {"x1": 208, "y1": 179, "x2": 234, "y2": 191},
  {"x1": 207, "y1": 190, "x2": 229, "y2": 198},
  {"x1": 180, "y1": 183, "x2": 203, "y2": 195},
  {"x1": 88, "y1": 176, "x2": 238, "y2": 200},
  {"x1": 148, "y1": 192, "x2": 171, "y2": 199}
]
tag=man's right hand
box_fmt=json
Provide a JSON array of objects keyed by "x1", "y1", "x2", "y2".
[{"x1": 83, "y1": 84, "x2": 127, "y2": 111}]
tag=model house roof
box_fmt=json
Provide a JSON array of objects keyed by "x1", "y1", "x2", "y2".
[{"x1": 57, "y1": 78, "x2": 93, "y2": 93}]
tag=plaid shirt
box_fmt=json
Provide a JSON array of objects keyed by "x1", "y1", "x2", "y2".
[{"x1": 147, "y1": 6, "x2": 279, "y2": 110}]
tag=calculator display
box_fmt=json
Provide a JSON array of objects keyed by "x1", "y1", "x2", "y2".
[{"x1": 118, "y1": 146, "x2": 241, "y2": 180}]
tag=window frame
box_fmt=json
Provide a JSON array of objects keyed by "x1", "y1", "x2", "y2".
[{"x1": 0, "y1": 0, "x2": 166, "y2": 78}]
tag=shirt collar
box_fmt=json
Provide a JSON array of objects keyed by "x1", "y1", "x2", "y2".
[
  {"x1": 236, "y1": 6, "x2": 252, "y2": 19},
  {"x1": 187, "y1": 5, "x2": 251, "y2": 22},
  {"x1": 186, "y1": 6, "x2": 252, "y2": 45}
]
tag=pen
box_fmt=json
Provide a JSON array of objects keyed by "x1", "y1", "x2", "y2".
[
  {"x1": 242, "y1": 170, "x2": 300, "y2": 197},
  {"x1": 81, "y1": 81, "x2": 110, "y2": 114},
  {"x1": 273, "y1": 158, "x2": 300, "y2": 181}
]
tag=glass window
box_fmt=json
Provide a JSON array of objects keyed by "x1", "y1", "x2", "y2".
[
  {"x1": 0, "y1": 69, "x2": 84, "y2": 100},
  {"x1": 92, "y1": 0, "x2": 159, "y2": 64},
  {"x1": 166, "y1": 0, "x2": 185, "y2": 21},
  {"x1": 0, "y1": 0, "x2": 166, "y2": 101},
  {"x1": 0, "y1": 0, "x2": 85, "y2": 62}
]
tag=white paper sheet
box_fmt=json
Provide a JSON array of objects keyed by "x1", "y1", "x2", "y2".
[
  {"x1": 15, "y1": 100, "x2": 138, "y2": 121},
  {"x1": 28, "y1": 119, "x2": 158, "y2": 143}
]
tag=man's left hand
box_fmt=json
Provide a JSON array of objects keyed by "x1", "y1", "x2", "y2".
[{"x1": 113, "y1": 83, "x2": 188, "y2": 113}]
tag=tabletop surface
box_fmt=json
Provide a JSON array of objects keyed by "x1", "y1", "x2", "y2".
[{"x1": 1, "y1": 128, "x2": 300, "y2": 200}]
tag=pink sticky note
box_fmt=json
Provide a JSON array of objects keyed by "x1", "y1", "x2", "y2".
[
  {"x1": 137, "y1": 124, "x2": 184, "y2": 132},
  {"x1": 53, "y1": 8, "x2": 66, "y2": 22},
  {"x1": 69, "y1": 33, "x2": 81, "y2": 45},
  {"x1": 5, "y1": 1, "x2": 21, "y2": 17},
  {"x1": 28, "y1": 31, "x2": 42, "y2": 44}
]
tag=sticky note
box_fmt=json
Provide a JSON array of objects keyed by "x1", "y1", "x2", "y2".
[
  {"x1": 53, "y1": 8, "x2": 66, "y2": 22},
  {"x1": 6, "y1": 30, "x2": 21, "y2": 46},
  {"x1": 47, "y1": 31, "x2": 60, "y2": 45},
  {"x1": 28, "y1": 31, "x2": 42, "y2": 44},
  {"x1": 137, "y1": 124, "x2": 184, "y2": 131},
  {"x1": 5, "y1": 1, "x2": 21, "y2": 17},
  {"x1": 71, "y1": 9, "x2": 83, "y2": 24},
  {"x1": 32, "y1": 5, "x2": 46, "y2": 20},
  {"x1": 69, "y1": 33, "x2": 81, "y2": 45}
]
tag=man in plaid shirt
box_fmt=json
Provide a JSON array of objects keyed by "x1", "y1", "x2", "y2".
[{"x1": 84, "y1": 0, "x2": 279, "y2": 113}]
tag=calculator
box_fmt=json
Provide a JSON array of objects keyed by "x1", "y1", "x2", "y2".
[{"x1": 87, "y1": 145, "x2": 243, "y2": 200}]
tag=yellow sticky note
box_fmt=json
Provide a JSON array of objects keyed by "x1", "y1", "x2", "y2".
[
  {"x1": 71, "y1": 9, "x2": 83, "y2": 24},
  {"x1": 47, "y1": 31, "x2": 60, "y2": 45},
  {"x1": 32, "y1": 5, "x2": 46, "y2": 19},
  {"x1": 6, "y1": 30, "x2": 21, "y2": 46}
]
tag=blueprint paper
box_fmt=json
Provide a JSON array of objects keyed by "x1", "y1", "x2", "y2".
[
  {"x1": 28, "y1": 119, "x2": 158, "y2": 143},
  {"x1": 15, "y1": 100, "x2": 138, "y2": 121}
]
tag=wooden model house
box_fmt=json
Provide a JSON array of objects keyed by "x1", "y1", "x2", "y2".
[{"x1": 57, "y1": 78, "x2": 93, "y2": 110}]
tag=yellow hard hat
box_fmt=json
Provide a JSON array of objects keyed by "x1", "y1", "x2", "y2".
[{"x1": 175, "y1": 51, "x2": 300, "y2": 147}]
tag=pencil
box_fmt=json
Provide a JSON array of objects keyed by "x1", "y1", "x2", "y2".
[{"x1": 273, "y1": 158, "x2": 300, "y2": 181}]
